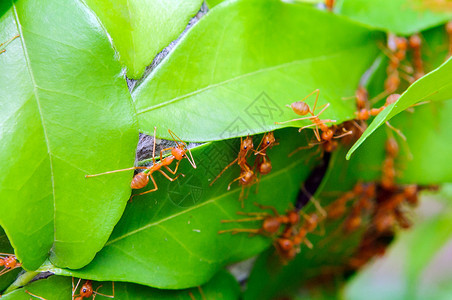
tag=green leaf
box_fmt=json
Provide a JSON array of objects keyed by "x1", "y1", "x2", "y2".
[
  {"x1": 41, "y1": 128, "x2": 319, "y2": 289},
  {"x1": 205, "y1": 0, "x2": 227, "y2": 8},
  {"x1": 2, "y1": 270, "x2": 240, "y2": 299},
  {"x1": 335, "y1": 0, "x2": 452, "y2": 35},
  {"x1": 347, "y1": 57, "x2": 452, "y2": 159},
  {"x1": 0, "y1": 0, "x2": 138, "y2": 270},
  {"x1": 133, "y1": 0, "x2": 382, "y2": 142},
  {"x1": 83, "y1": 0, "x2": 203, "y2": 79}
]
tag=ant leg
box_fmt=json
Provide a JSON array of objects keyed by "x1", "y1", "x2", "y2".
[
  {"x1": 301, "y1": 89, "x2": 320, "y2": 115},
  {"x1": 221, "y1": 216, "x2": 266, "y2": 223},
  {"x1": 227, "y1": 173, "x2": 245, "y2": 190},
  {"x1": 152, "y1": 127, "x2": 157, "y2": 164},
  {"x1": 131, "y1": 174, "x2": 158, "y2": 198},
  {"x1": 210, "y1": 158, "x2": 239, "y2": 186},
  {"x1": 385, "y1": 121, "x2": 406, "y2": 141},
  {"x1": 198, "y1": 286, "x2": 206, "y2": 300},
  {"x1": 333, "y1": 130, "x2": 353, "y2": 139},
  {"x1": 26, "y1": 291, "x2": 47, "y2": 300},
  {"x1": 72, "y1": 278, "x2": 81, "y2": 299},
  {"x1": 218, "y1": 228, "x2": 260, "y2": 235},
  {"x1": 93, "y1": 281, "x2": 115, "y2": 298},
  {"x1": 164, "y1": 160, "x2": 181, "y2": 175},
  {"x1": 158, "y1": 169, "x2": 184, "y2": 182},
  {"x1": 189, "y1": 291, "x2": 196, "y2": 300},
  {"x1": 236, "y1": 211, "x2": 269, "y2": 217},
  {"x1": 85, "y1": 166, "x2": 150, "y2": 177},
  {"x1": 253, "y1": 202, "x2": 280, "y2": 216},
  {"x1": 275, "y1": 115, "x2": 318, "y2": 125},
  {"x1": 288, "y1": 144, "x2": 316, "y2": 157},
  {"x1": 303, "y1": 238, "x2": 313, "y2": 249}
]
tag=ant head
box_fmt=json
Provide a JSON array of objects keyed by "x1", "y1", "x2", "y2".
[
  {"x1": 321, "y1": 129, "x2": 334, "y2": 141},
  {"x1": 409, "y1": 34, "x2": 421, "y2": 48},
  {"x1": 263, "y1": 132, "x2": 276, "y2": 146},
  {"x1": 287, "y1": 211, "x2": 300, "y2": 225},
  {"x1": 80, "y1": 281, "x2": 93, "y2": 297},
  {"x1": 291, "y1": 101, "x2": 310, "y2": 116},
  {"x1": 168, "y1": 129, "x2": 196, "y2": 169},
  {"x1": 171, "y1": 147, "x2": 186, "y2": 161},
  {"x1": 242, "y1": 136, "x2": 253, "y2": 151},
  {"x1": 277, "y1": 238, "x2": 294, "y2": 251},
  {"x1": 395, "y1": 37, "x2": 408, "y2": 50},
  {"x1": 355, "y1": 86, "x2": 368, "y2": 101}
]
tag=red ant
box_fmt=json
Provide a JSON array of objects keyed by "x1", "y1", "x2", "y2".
[
  {"x1": 86, "y1": 128, "x2": 196, "y2": 199},
  {"x1": 409, "y1": 34, "x2": 424, "y2": 80},
  {"x1": 355, "y1": 94, "x2": 400, "y2": 121},
  {"x1": 210, "y1": 135, "x2": 254, "y2": 186},
  {"x1": 72, "y1": 278, "x2": 114, "y2": 300},
  {"x1": 0, "y1": 34, "x2": 20, "y2": 55},
  {"x1": 325, "y1": 0, "x2": 335, "y2": 11},
  {"x1": 218, "y1": 203, "x2": 299, "y2": 235},
  {"x1": 276, "y1": 89, "x2": 337, "y2": 142},
  {"x1": 227, "y1": 162, "x2": 258, "y2": 207},
  {"x1": 254, "y1": 132, "x2": 278, "y2": 188},
  {"x1": 381, "y1": 137, "x2": 399, "y2": 190},
  {"x1": 343, "y1": 184, "x2": 375, "y2": 233},
  {"x1": 277, "y1": 90, "x2": 352, "y2": 154},
  {"x1": 326, "y1": 183, "x2": 367, "y2": 220},
  {"x1": 447, "y1": 21, "x2": 452, "y2": 58},
  {"x1": 0, "y1": 254, "x2": 21, "y2": 276},
  {"x1": 276, "y1": 212, "x2": 324, "y2": 261}
]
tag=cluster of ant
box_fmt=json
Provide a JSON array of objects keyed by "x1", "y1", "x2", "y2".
[
  {"x1": 209, "y1": 132, "x2": 278, "y2": 206},
  {"x1": 219, "y1": 202, "x2": 325, "y2": 262},
  {"x1": 216, "y1": 25, "x2": 452, "y2": 266}
]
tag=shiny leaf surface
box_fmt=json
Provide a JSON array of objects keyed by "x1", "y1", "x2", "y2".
[
  {"x1": 0, "y1": 0, "x2": 138, "y2": 270},
  {"x1": 83, "y1": 0, "x2": 203, "y2": 79},
  {"x1": 335, "y1": 0, "x2": 452, "y2": 35},
  {"x1": 133, "y1": 0, "x2": 382, "y2": 142}
]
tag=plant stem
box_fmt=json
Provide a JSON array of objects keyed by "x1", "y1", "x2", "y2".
[{"x1": 4, "y1": 270, "x2": 39, "y2": 294}]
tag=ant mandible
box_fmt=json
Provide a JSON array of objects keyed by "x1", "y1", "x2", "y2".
[{"x1": 86, "y1": 128, "x2": 196, "y2": 199}]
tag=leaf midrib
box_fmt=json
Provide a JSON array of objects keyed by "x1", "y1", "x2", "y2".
[
  {"x1": 12, "y1": 1, "x2": 57, "y2": 243},
  {"x1": 135, "y1": 46, "x2": 366, "y2": 115}
]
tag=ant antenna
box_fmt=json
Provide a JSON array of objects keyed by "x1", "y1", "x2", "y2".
[{"x1": 168, "y1": 129, "x2": 197, "y2": 169}]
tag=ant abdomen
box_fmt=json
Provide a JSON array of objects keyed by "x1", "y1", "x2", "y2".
[
  {"x1": 131, "y1": 172, "x2": 149, "y2": 189},
  {"x1": 291, "y1": 101, "x2": 310, "y2": 116},
  {"x1": 263, "y1": 217, "x2": 281, "y2": 233}
]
